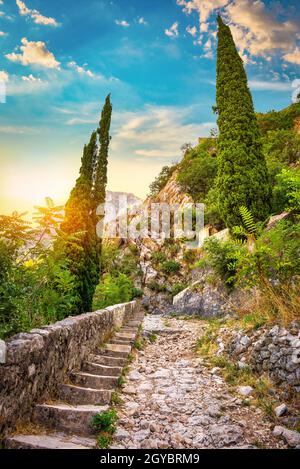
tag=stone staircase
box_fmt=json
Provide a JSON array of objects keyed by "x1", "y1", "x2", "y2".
[{"x1": 5, "y1": 311, "x2": 145, "y2": 449}]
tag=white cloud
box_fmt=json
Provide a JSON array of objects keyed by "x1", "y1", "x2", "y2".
[
  {"x1": 0, "y1": 125, "x2": 37, "y2": 134},
  {"x1": 177, "y1": 0, "x2": 228, "y2": 32},
  {"x1": 6, "y1": 38, "x2": 60, "y2": 69},
  {"x1": 165, "y1": 22, "x2": 179, "y2": 38},
  {"x1": 22, "y1": 73, "x2": 42, "y2": 82},
  {"x1": 16, "y1": 0, "x2": 58, "y2": 27},
  {"x1": 112, "y1": 104, "x2": 215, "y2": 161},
  {"x1": 283, "y1": 48, "x2": 300, "y2": 66},
  {"x1": 0, "y1": 70, "x2": 9, "y2": 82},
  {"x1": 177, "y1": 0, "x2": 300, "y2": 65},
  {"x1": 138, "y1": 17, "x2": 147, "y2": 25},
  {"x1": 67, "y1": 61, "x2": 94, "y2": 77},
  {"x1": 186, "y1": 25, "x2": 197, "y2": 37},
  {"x1": 115, "y1": 19, "x2": 130, "y2": 27},
  {"x1": 248, "y1": 80, "x2": 291, "y2": 91}
]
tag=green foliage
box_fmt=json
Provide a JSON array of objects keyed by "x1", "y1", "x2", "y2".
[
  {"x1": 151, "y1": 251, "x2": 167, "y2": 264},
  {"x1": 132, "y1": 287, "x2": 143, "y2": 299},
  {"x1": 93, "y1": 273, "x2": 135, "y2": 310},
  {"x1": 171, "y1": 283, "x2": 187, "y2": 296},
  {"x1": 92, "y1": 409, "x2": 118, "y2": 433},
  {"x1": 182, "y1": 249, "x2": 197, "y2": 264},
  {"x1": 236, "y1": 219, "x2": 300, "y2": 288},
  {"x1": 216, "y1": 16, "x2": 271, "y2": 229},
  {"x1": 257, "y1": 103, "x2": 300, "y2": 135},
  {"x1": 146, "y1": 280, "x2": 167, "y2": 293},
  {"x1": 148, "y1": 332, "x2": 158, "y2": 343},
  {"x1": 92, "y1": 409, "x2": 118, "y2": 449},
  {"x1": 61, "y1": 95, "x2": 112, "y2": 315},
  {"x1": 149, "y1": 165, "x2": 177, "y2": 197},
  {"x1": 203, "y1": 237, "x2": 245, "y2": 288},
  {"x1": 272, "y1": 168, "x2": 300, "y2": 213},
  {"x1": 0, "y1": 203, "x2": 79, "y2": 339},
  {"x1": 262, "y1": 129, "x2": 300, "y2": 166},
  {"x1": 133, "y1": 338, "x2": 145, "y2": 351},
  {"x1": 177, "y1": 141, "x2": 218, "y2": 202},
  {"x1": 161, "y1": 260, "x2": 181, "y2": 275}
]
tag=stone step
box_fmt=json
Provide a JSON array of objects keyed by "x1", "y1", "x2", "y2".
[
  {"x1": 126, "y1": 321, "x2": 141, "y2": 327},
  {"x1": 83, "y1": 362, "x2": 122, "y2": 377},
  {"x1": 71, "y1": 372, "x2": 118, "y2": 390},
  {"x1": 5, "y1": 433, "x2": 96, "y2": 449},
  {"x1": 110, "y1": 338, "x2": 132, "y2": 345},
  {"x1": 90, "y1": 354, "x2": 127, "y2": 368},
  {"x1": 58, "y1": 384, "x2": 111, "y2": 405},
  {"x1": 33, "y1": 403, "x2": 108, "y2": 435},
  {"x1": 103, "y1": 344, "x2": 131, "y2": 358},
  {"x1": 115, "y1": 332, "x2": 136, "y2": 340}
]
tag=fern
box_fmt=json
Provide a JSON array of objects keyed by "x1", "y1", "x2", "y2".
[{"x1": 239, "y1": 206, "x2": 256, "y2": 235}]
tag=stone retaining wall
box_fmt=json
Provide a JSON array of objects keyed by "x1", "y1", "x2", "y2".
[
  {"x1": 0, "y1": 301, "x2": 138, "y2": 435},
  {"x1": 218, "y1": 321, "x2": 300, "y2": 390}
]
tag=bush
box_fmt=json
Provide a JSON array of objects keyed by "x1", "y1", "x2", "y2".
[
  {"x1": 132, "y1": 287, "x2": 143, "y2": 299},
  {"x1": 151, "y1": 251, "x2": 167, "y2": 264},
  {"x1": 203, "y1": 238, "x2": 245, "y2": 289},
  {"x1": 236, "y1": 218, "x2": 300, "y2": 324},
  {"x1": 149, "y1": 165, "x2": 177, "y2": 198},
  {"x1": 0, "y1": 206, "x2": 79, "y2": 339},
  {"x1": 93, "y1": 273, "x2": 135, "y2": 310},
  {"x1": 272, "y1": 168, "x2": 300, "y2": 213},
  {"x1": 147, "y1": 281, "x2": 167, "y2": 293},
  {"x1": 171, "y1": 283, "x2": 187, "y2": 296},
  {"x1": 177, "y1": 139, "x2": 217, "y2": 201},
  {"x1": 161, "y1": 260, "x2": 181, "y2": 275}
]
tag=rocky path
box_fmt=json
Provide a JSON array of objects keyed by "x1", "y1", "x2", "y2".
[{"x1": 112, "y1": 315, "x2": 286, "y2": 449}]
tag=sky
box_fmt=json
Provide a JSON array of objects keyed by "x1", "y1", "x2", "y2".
[{"x1": 0, "y1": 0, "x2": 299, "y2": 215}]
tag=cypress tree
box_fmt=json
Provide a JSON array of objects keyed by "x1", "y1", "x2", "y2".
[
  {"x1": 61, "y1": 131, "x2": 98, "y2": 313},
  {"x1": 216, "y1": 15, "x2": 271, "y2": 229},
  {"x1": 93, "y1": 94, "x2": 112, "y2": 267},
  {"x1": 61, "y1": 95, "x2": 112, "y2": 314}
]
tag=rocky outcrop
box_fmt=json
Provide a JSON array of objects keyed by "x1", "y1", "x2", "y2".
[
  {"x1": 172, "y1": 281, "x2": 230, "y2": 318},
  {"x1": 0, "y1": 301, "x2": 139, "y2": 435},
  {"x1": 144, "y1": 170, "x2": 193, "y2": 210}
]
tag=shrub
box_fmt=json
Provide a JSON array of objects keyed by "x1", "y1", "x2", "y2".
[
  {"x1": 93, "y1": 273, "x2": 134, "y2": 310},
  {"x1": 203, "y1": 238, "x2": 244, "y2": 288},
  {"x1": 149, "y1": 165, "x2": 177, "y2": 197},
  {"x1": 151, "y1": 251, "x2": 167, "y2": 264},
  {"x1": 171, "y1": 283, "x2": 187, "y2": 296},
  {"x1": 132, "y1": 287, "x2": 143, "y2": 299},
  {"x1": 147, "y1": 281, "x2": 167, "y2": 293},
  {"x1": 161, "y1": 260, "x2": 181, "y2": 275}
]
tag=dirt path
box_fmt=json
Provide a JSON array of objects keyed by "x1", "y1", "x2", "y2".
[{"x1": 112, "y1": 315, "x2": 286, "y2": 449}]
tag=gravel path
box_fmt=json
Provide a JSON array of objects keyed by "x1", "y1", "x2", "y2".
[{"x1": 112, "y1": 315, "x2": 286, "y2": 449}]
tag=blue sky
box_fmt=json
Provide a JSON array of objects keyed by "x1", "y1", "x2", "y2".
[{"x1": 0, "y1": 0, "x2": 299, "y2": 213}]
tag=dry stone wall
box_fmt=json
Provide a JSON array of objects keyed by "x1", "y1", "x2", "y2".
[
  {"x1": 0, "y1": 301, "x2": 138, "y2": 435},
  {"x1": 218, "y1": 321, "x2": 300, "y2": 390}
]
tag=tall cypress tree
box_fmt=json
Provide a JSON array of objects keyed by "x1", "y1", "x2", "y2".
[
  {"x1": 61, "y1": 95, "x2": 112, "y2": 314},
  {"x1": 61, "y1": 131, "x2": 97, "y2": 313},
  {"x1": 93, "y1": 94, "x2": 112, "y2": 268},
  {"x1": 216, "y1": 15, "x2": 271, "y2": 229}
]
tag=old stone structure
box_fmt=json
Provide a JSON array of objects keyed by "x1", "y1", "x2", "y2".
[
  {"x1": 0, "y1": 301, "x2": 139, "y2": 436},
  {"x1": 218, "y1": 322, "x2": 300, "y2": 390}
]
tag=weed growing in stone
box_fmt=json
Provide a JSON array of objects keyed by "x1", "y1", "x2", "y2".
[
  {"x1": 92, "y1": 409, "x2": 118, "y2": 449},
  {"x1": 148, "y1": 332, "x2": 158, "y2": 343}
]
